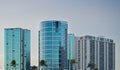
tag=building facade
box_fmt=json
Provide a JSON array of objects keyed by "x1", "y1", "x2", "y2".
[
  {"x1": 4, "y1": 28, "x2": 30, "y2": 70},
  {"x1": 38, "y1": 20, "x2": 68, "y2": 70},
  {"x1": 68, "y1": 34, "x2": 75, "y2": 60},
  {"x1": 74, "y1": 35, "x2": 115, "y2": 70},
  {"x1": 68, "y1": 34, "x2": 75, "y2": 70}
]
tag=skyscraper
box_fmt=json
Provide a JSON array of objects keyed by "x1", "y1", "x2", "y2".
[
  {"x1": 38, "y1": 20, "x2": 68, "y2": 70},
  {"x1": 4, "y1": 28, "x2": 30, "y2": 70},
  {"x1": 68, "y1": 34, "x2": 75, "y2": 60},
  {"x1": 68, "y1": 34, "x2": 75, "y2": 70},
  {"x1": 74, "y1": 35, "x2": 115, "y2": 70}
]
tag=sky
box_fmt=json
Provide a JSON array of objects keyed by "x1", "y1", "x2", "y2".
[{"x1": 0, "y1": 0, "x2": 120, "y2": 70}]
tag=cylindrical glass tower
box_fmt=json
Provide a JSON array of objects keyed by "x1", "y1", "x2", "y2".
[{"x1": 39, "y1": 20, "x2": 68, "y2": 70}]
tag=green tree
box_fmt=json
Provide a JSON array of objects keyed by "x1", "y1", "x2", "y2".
[
  {"x1": 94, "y1": 68, "x2": 98, "y2": 70},
  {"x1": 40, "y1": 60, "x2": 47, "y2": 70},
  {"x1": 87, "y1": 62, "x2": 95, "y2": 70},
  {"x1": 87, "y1": 62, "x2": 98, "y2": 70},
  {"x1": 11, "y1": 60, "x2": 16, "y2": 70},
  {"x1": 70, "y1": 59, "x2": 77, "y2": 70},
  {"x1": 31, "y1": 65, "x2": 37, "y2": 70}
]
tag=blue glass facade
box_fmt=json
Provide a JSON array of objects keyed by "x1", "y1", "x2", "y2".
[
  {"x1": 39, "y1": 21, "x2": 68, "y2": 70},
  {"x1": 4, "y1": 28, "x2": 30, "y2": 70},
  {"x1": 68, "y1": 34, "x2": 75, "y2": 59},
  {"x1": 68, "y1": 34, "x2": 75, "y2": 70}
]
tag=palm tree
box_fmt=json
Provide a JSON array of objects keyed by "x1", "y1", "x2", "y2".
[
  {"x1": 40, "y1": 60, "x2": 47, "y2": 70},
  {"x1": 11, "y1": 60, "x2": 16, "y2": 70},
  {"x1": 87, "y1": 62, "x2": 98, "y2": 70},
  {"x1": 94, "y1": 68, "x2": 98, "y2": 70},
  {"x1": 31, "y1": 65, "x2": 37, "y2": 70},
  {"x1": 70, "y1": 59, "x2": 77, "y2": 70}
]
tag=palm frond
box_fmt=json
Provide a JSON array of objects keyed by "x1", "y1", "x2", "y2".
[
  {"x1": 11, "y1": 60, "x2": 16, "y2": 67},
  {"x1": 40, "y1": 60, "x2": 47, "y2": 67}
]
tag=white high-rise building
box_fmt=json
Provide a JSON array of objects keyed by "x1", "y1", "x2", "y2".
[{"x1": 74, "y1": 35, "x2": 115, "y2": 70}]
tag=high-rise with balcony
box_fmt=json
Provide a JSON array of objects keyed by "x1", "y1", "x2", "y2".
[
  {"x1": 38, "y1": 20, "x2": 68, "y2": 70},
  {"x1": 4, "y1": 28, "x2": 30, "y2": 70},
  {"x1": 74, "y1": 35, "x2": 115, "y2": 70}
]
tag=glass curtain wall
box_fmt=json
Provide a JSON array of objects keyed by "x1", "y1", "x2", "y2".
[
  {"x1": 39, "y1": 21, "x2": 68, "y2": 70},
  {"x1": 4, "y1": 28, "x2": 30, "y2": 70}
]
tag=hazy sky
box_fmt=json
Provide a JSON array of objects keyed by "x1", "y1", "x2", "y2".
[{"x1": 0, "y1": 0, "x2": 120, "y2": 70}]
